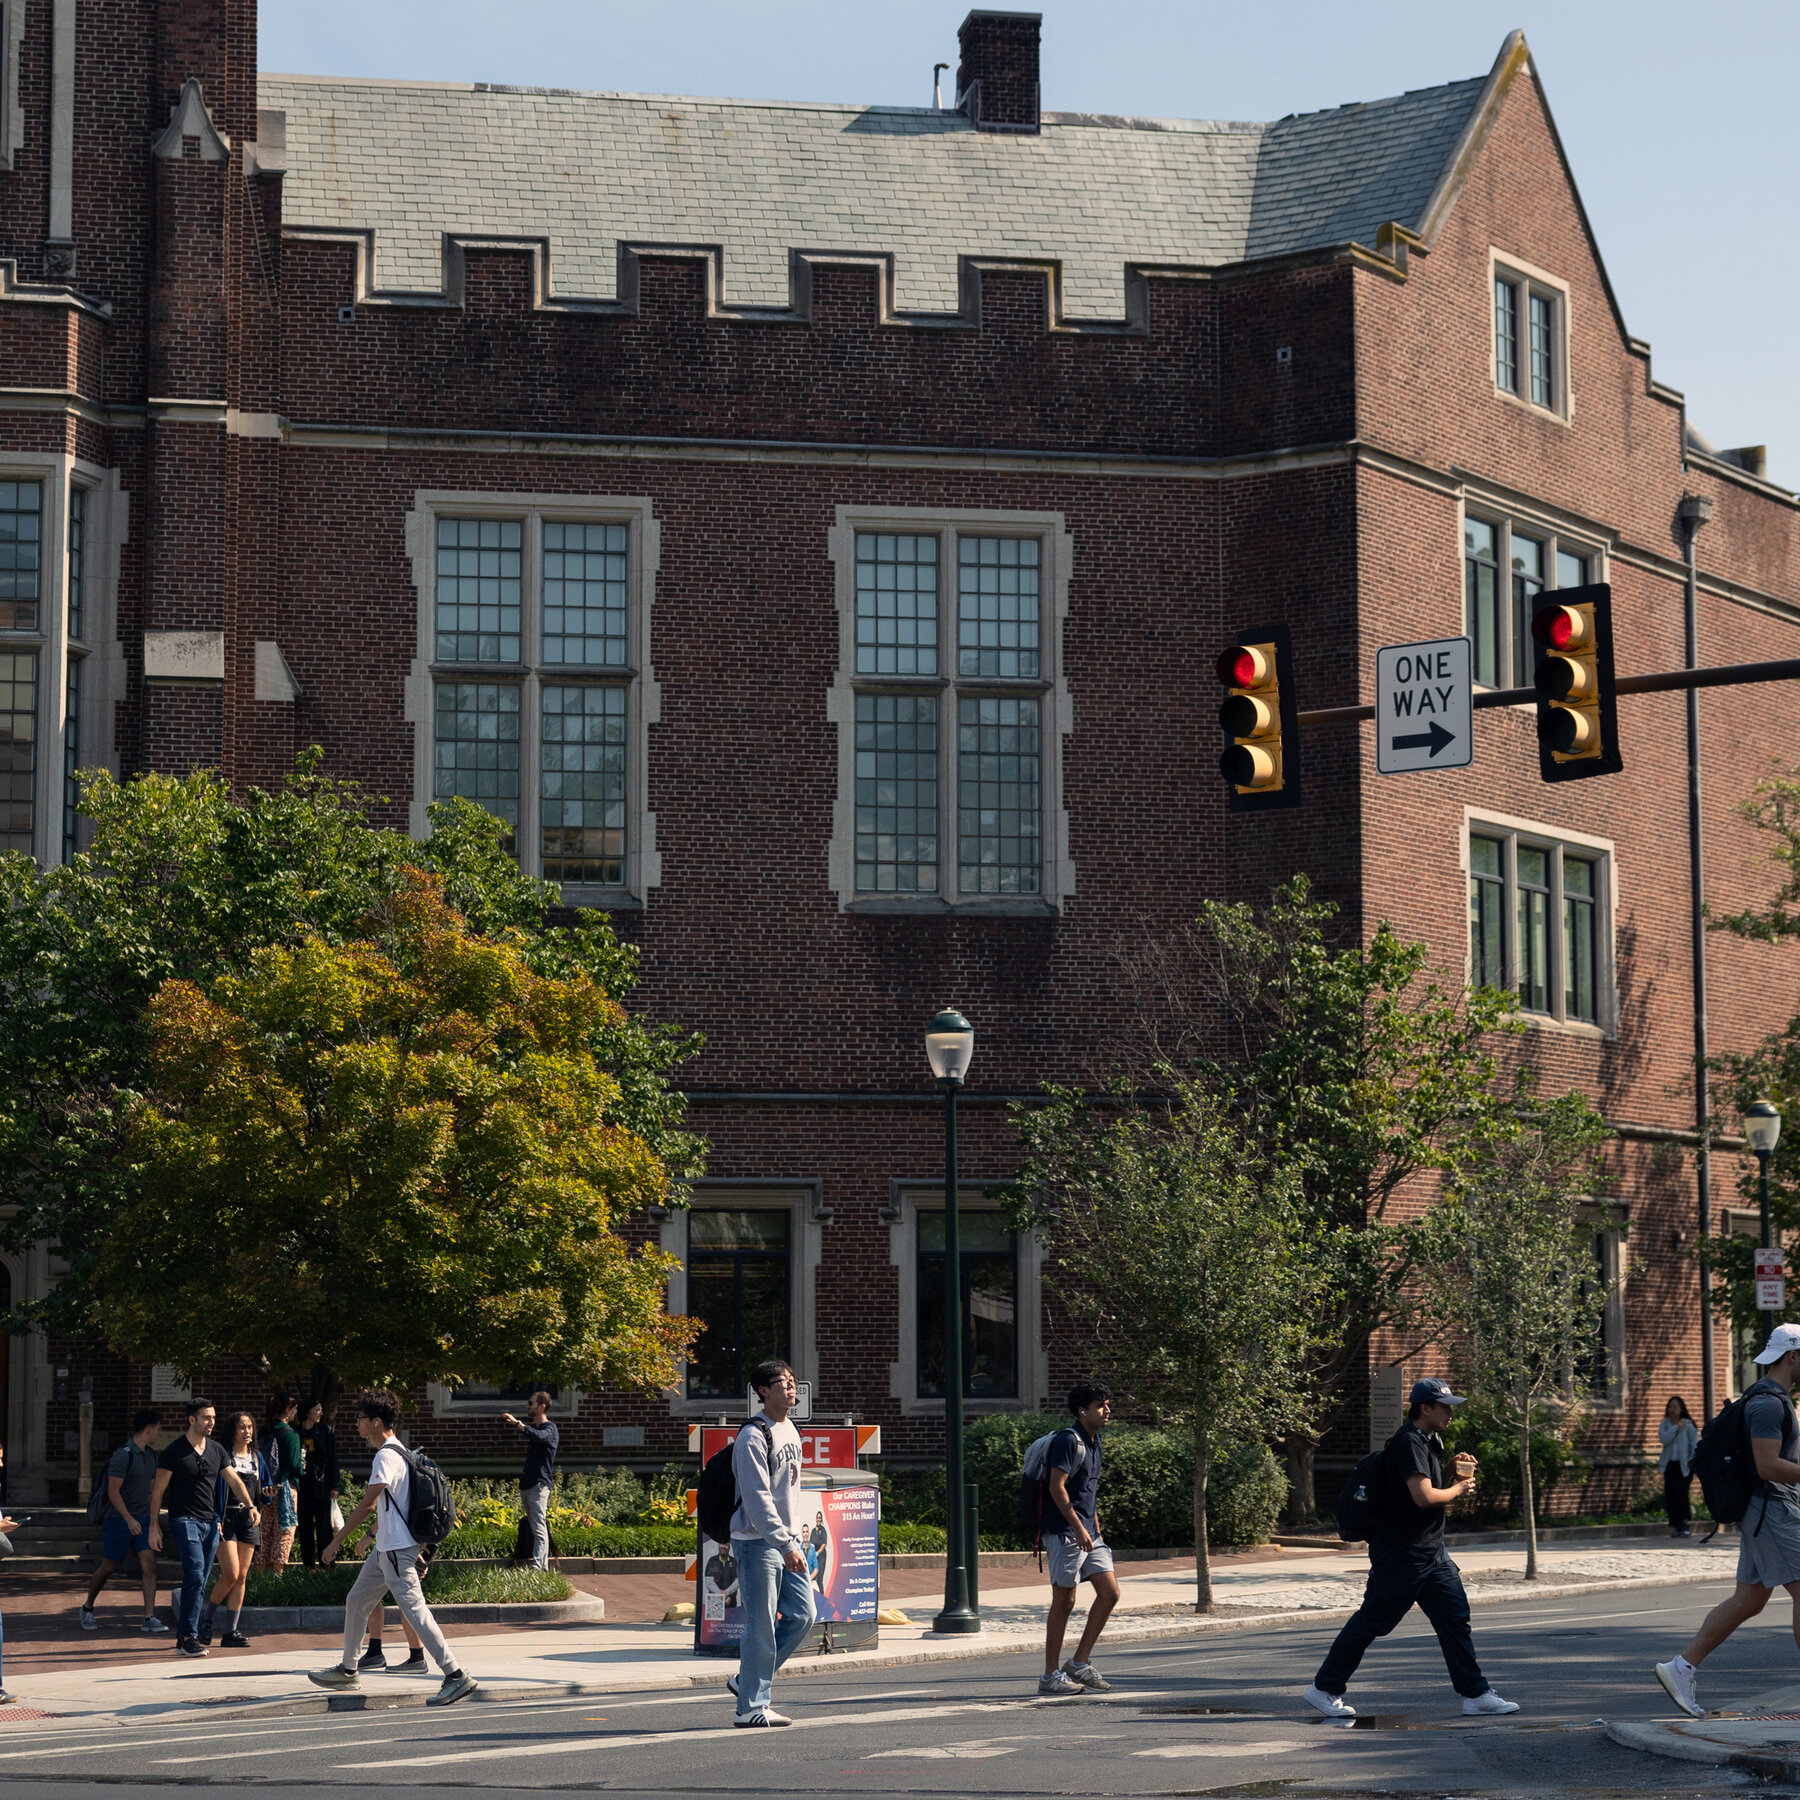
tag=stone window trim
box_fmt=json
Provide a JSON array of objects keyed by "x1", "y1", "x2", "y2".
[
  {"x1": 826, "y1": 505, "x2": 1075, "y2": 915},
  {"x1": 1584, "y1": 1200, "x2": 1629, "y2": 1412},
  {"x1": 1461, "y1": 807, "x2": 1618, "y2": 1038},
  {"x1": 885, "y1": 1179, "x2": 1047, "y2": 1421},
  {"x1": 0, "y1": 452, "x2": 125, "y2": 865},
  {"x1": 402, "y1": 490, "x2": 662, "y2": 907},
  {"x1": 0, "y1": 1, "x2": 24, "y2": 171},
  {"x1": 1458, "y1": 491, "x2": 1605, "y2": 694},
  {"x1": 657, "y1": 1180, "x2": 826, "y2": 1422},
  {"x1": 1488, "y1": 250, "x2": 1573, "y2": 424},
  {"x1": 424, "y1": 1382, "x2": 583, "y2": 1421}
]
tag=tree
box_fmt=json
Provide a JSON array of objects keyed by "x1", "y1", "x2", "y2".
[
  {"x1": 1009, "y1": 1079, "x2": 1324, "y2": 1609},
  {"x1": 103, "y1": 869, "x2": 697, "y2": 1404},
  {"x1": 0, "y1": 757, "x2": 704, "y2": 1375},
  {"x1": 1427, "y1": 1087, "x2": 1615, "y2": 1578},
  {"x1": 1106, "y1": 876, "x2": 1520, "y2": 1523}
]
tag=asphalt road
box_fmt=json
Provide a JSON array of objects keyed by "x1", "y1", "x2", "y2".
[{"x1": 2, "y1": 1576, "x2": 1793, "y2": 1797}]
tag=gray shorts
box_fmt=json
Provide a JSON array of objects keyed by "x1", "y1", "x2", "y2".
[
  {"x1": 1737, "y1": 1496, "x2": 1800, "y2": 1589},
  {"x1": 1045, "y1": 1534, "x2": 1114, "y2": 1589}
]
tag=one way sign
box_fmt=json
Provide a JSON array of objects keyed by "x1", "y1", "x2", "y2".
[{"x1": 1375, "y1": 636, "x2": 1474, "y2": 775}]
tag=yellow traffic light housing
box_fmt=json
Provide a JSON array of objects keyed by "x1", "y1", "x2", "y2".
[
  {"x1": 1217, "y1": 623, "x2": 1301, "y2": 811},
  {"x1": 1531, "y1": 584, "x2": 1622, "y2": 781}
]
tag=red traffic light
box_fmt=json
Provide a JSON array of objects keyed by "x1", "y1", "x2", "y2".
[
  {"x1": 1216, "y1": 644, "x2": 1270, "y2": 688},
  {"x1": 1531, "y1": 605, "x2": 1591, "y2": 652}
]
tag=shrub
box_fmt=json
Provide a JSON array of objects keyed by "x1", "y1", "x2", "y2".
[
  {"x1": 242, "y1": 1562, "x2": 570, "y2": 1607},
  {"x1": 1443, "y1": 1399, "x2": 1590, "y2": 1525}
]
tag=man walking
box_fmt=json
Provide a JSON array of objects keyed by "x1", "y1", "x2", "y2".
[
  {"x1": 297, "y1": 1400, "x2": 341, "y2": 1568},
  {"x1": 80, "y1": 1409, "x2": 166, "y2": 1634},
  {"x1": 1656, "y1": 1325, "x2": 1800, "y2": 1716},
  {"x1": 308, "y1": 1391, "x2": 476, "y2": 1707},
  {"x1": 1304, "y1": 1378, "x2": 1519, "y2": 1718},
  {"x1": 1038, "y1": 1381, "x2": 1119, "y2": 1695},
  {"x1": 501, "y1": 1391, "x2": 558, "y2": 1571},
  {"x1": 146, "y1": 1398, "x2": 260, "y2": 1657},
  {"x1": 729, "y1": 1358, "x2": 815, "y2": 1728}
]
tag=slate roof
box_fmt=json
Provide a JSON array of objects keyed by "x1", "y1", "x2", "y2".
[{"x1": 260, "y1": 71, "x2": 1489, "y2": 318}]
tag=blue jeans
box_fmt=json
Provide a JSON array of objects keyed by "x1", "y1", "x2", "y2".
[
  {"x1": 169, "y1": 1516, "x2": 219, "y2": 1641},
  {"x1": 733, "y1": 1537, "x2": 817, "y2": 1716},
  {"x1": 1313, "y1": 1548, "x2": 1489, "y2": 1699}
]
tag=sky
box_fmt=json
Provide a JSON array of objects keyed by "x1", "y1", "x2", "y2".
[{"x1": 259, "y1": 1, "x2": 1800, "y2": 483}]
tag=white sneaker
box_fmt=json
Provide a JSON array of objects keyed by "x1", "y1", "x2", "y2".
[
  {"x1": 1063, "y1": 1659, "x2": 1112, "y2": 1692},
  {"x1": 1462, "y1": 1690, "x2": 1521, "y2": 1716},
  {"x1": 79, "y1": 1607, "x2": 98, "y2": 1632},
  {"x1": 733, "y1": 1708, "x2": 790, "y2": 1727},
  {"x1": 1038, "y1": 1668, "x2": 1084, "y2": 1696},
  {"x1": 1303, "y1": 1683, "x2": 1355, "y2": 1719},
  {"x1": 1655, "y1": 1659, "x2": 1704, "y2": 1718}
]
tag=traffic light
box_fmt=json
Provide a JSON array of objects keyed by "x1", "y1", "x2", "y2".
[
  {"x1": 1216, "y1": 623, "x2": 1301, "y2": 811},
  {"x1": 1530, "y1": 584, "x2": 1622, "y2": 781}
]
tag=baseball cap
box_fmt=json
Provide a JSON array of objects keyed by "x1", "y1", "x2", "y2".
[
  {"x1": 1408, "y1": 1377, "x2": 1467, "y2": 1408},
  {"x1": 1753, "y1": 1323, "x2": 1800, "y2": 1364}
]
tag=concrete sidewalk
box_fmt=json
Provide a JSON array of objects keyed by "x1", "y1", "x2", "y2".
[
  {"x1": 0, "y1": 1534, "x2": 1738, "y2": 1728},
  {"x1": 1609, "y1": 1682, "x2": 1800, "y2": 1780}
]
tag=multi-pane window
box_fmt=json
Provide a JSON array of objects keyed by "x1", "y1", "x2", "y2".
[
  {"x1": 916, "y1": 1210, "x2": 1017, "y2": 1400},
  {"x1": 1464, "y1": 513, "x2": 1599, "y2": 690},
  {"x1": 1493, "y1": 267, "x2": 1564, "y2": 416},
  {"x1": 0, "y1": 649, "x2": 36, "y2": 853},
  {"x1": 848, "y1": 526, "x2": 1049, "y2": 901},
  {"x1": 541, "y1": 684, "x2": 624, "y2": 885},
  {"x1": 0, "y1": 480, "x2": 40, "y2": 631},
  {"x1": 62, "y1": 655, "x2": 79, "y2": 862},
  {"x1": 427, "y1": 507, "x2": 641, "y2": 893},
  {"x1": 685, "y1": 1209, "x2": 790, "y2": 1400},
  {"x1": 1468, "y1": 825, "x2": 1608, "y2": 1026},
  {"x1": 855, "y1": 693, "x2": 937, "y2": 892},
  {"x1": 856, "y1": 534, "x2": 938, "y2": 675},
  {"x1": 66, "y1": 484, "x2": 85, "y2": 643}
]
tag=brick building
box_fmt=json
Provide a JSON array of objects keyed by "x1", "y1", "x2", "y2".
[{"x1": 2, "y1": 2, "x2": 1797, "y2": 1503}]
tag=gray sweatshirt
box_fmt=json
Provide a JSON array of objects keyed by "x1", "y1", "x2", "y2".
[{"x1": 729, "y1": 1413, "x2": 804, "y2": 1550}]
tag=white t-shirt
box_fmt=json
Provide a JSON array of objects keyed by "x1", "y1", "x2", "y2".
[{"x1": 369, "y1": 1441, "x2": 418, "y2": 1553}]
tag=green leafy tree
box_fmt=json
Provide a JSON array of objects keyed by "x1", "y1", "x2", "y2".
[
  {"x1": 1427, "y1": 1087, "x2": 1615, "y2": 1578},
  {"x1": 104, "y1": 869, "x2": 697, "y2": 1403},
  {"x1": 0, "y1": 757, "x2": 703, "y2": 1371},
  {"x1": 1107, "y1": 876, "x2": 1520, "y2": 1523},
  {"x1": 1009, "y1": 1079, "x2": 1323, "y2": 1608}
]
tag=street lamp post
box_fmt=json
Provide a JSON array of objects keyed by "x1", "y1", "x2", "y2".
[
  {"x1": 925, "y1": 1008, "x2": 980, "y2": 1636},
  {"x1": 1746, "y1": 1099, "x2": 1784, "y2": 1338}
]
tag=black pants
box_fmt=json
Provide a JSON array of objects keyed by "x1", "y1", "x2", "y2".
[
  {"x1": 296, "y1": 1483, "x2": 334, "y2": 1567},
  {"x1": 1313, "y1": 1548, "x2": 1489, "y2": 1699},
  {"x1": 1665, "y1": 1465, "x2": 1692, "y2": 1530}
]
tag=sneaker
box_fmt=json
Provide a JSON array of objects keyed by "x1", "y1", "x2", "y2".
[
  {"x1": 733, "y1": 1708, "x2": 790, "y2": 1727},
  {"x1": 221, "y1": 1631, "x2": 251, "y2": 1649},
  {"x1": 0, "y1": 1691, "x2": 15, "y2": 1706},
  {"x1": 427, "y1": 1670, "x2": 477, "y2": 1708},
  {"x1": 79, "y1": 1606, "x2": 98, "y2": 1632},
  {"x1": 1655, "y1": 1659, "x2": 1704, "y2": 1718},
  {"x1": 1677, "y1": 1526, "x2": 1693, "y2": 1538},
  {"x1": 1303, "y1": 1683, "x2": 1355, "y2": 1719},
  {"x1": 1063, "y1": 1659, "x2": 1112, "y2": 1692},
  {"x1": 1462, "y1": 1690, "x2": 1521, "y2": 1716},
  {"x1": 1038, "y1": 1668, "x2": 1084, "y2": 1697},
  {"x1": 307, "y1": 1666, "x2": 359, "y2": 1691},
  {"x1": 141, "y1": 1615, "x2": 169, "y2": 1635},
  {"x1": 357, "y1": 1645, "x2": 387, "y2": 1671},
  {"x1": 727, "y1": 1673, "x2": 739, "y2": 1698},
  {"x1": 175, "y1": 1638, "x2": 208, "y2": 1658},
  {"x1": 397, "y1": 1649, "x2": 427, "y2": 1672}
]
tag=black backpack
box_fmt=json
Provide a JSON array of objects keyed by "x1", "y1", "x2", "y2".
[
  {"x1": 388, "y1": 1441, "x2": 457, "y2": 1547},
  {"x1": 695, "y1": 1419, "x2": 774, "y2": 1543},
  {"x1": 1695, "y1": 1389, "x2": 1788, "y2": 1535},
  {"x1": 1336, "y1": 1443, "x2": 1391, "y2": 1543}
]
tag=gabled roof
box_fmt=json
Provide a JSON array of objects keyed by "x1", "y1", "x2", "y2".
[{"x1": 259, "y1": 59, "x2": 1491, "y2": 318}]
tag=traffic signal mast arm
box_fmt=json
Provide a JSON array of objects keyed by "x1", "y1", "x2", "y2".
[{"x1": 1294, "y1": 655, "x2": 1800, "y2": 728}]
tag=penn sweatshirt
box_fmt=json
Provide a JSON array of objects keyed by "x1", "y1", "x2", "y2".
[{"x1": 728, "y1": 1413, "x2": 804, "y2": 1550}]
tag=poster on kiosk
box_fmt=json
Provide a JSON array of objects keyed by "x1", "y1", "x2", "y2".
[{"x1": 689, "y1": 1423, "x2": 882, "y2": 1655}]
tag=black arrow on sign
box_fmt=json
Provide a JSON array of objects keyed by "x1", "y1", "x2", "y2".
[{"x1": 1390, "y1": 720, "x2": 1457, "y2": 757}]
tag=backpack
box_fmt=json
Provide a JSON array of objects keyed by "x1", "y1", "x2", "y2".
[
  {"x1": 1335, "y1": 1443, "x2": 1392, "y2": 1543},
  {"x1": 1695, "y1": 1389, "x2": 1790, "y2": 1536},
  {"x1": 695, "y1": 1418, "x2": 775, "y2": 1544},
  {"x1": 387, "y1": 1441, "x2": 457, "y2": 1548},
  {"x1": 1018, "y1": 1427, "x2": 1087, "y2": 1546},
  {"x1": 257, "y1": 1432, "x2": 281, "y2": 1495}
]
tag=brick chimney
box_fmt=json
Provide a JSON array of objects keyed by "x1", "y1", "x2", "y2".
[{"x1": 956, "y1": 10, "x2": 1041, "y2": 134}]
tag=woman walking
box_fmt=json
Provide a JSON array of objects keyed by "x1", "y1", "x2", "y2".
[
  {"x1": 201, "y1": 1412, "x2": 261, "y2": 1646},
  {"x1": 1660, "y1": 1395, "x2": 1698, "y2": 1538},
  {"x1": 256, "y1": 1392, "x2": 306, "y2": 1569}
]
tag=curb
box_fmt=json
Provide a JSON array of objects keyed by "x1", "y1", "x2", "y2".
[
  {"x1": 231, "y1": 1595, "x2": 605, "y2": 1632},
  {"x1": 53, "y1": 1563, "x2": 1737, "y2": 1726},
  {"x1": 1605, "y1": 1718, "x2": 1800, "y2": 1781}
]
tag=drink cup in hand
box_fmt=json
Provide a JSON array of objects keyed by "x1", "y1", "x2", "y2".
[{"x1": 1453, "y1": 1453, "x2": 1477, "y2": 1483}]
